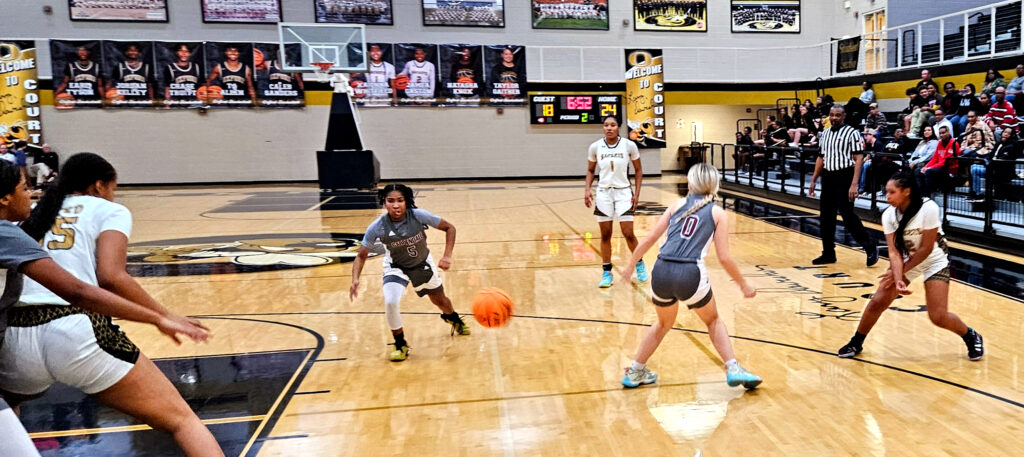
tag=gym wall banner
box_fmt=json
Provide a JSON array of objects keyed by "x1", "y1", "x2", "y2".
[
  {"x1": 439, "y1": 44, "x2": 484, "y2": 106},
  {"x1": 394, "y1": 43, "x2": 439, "y2": 106},
  {"x1": 0, "y1": 41, "x2": 44, "y2": 147},
  {"x1": 103, "y1": 41, "x2": 158, "y2": 108},
  {"x1": 253, "y1": 43, "x2": 305, "y2": 108},
  {"x1": 624, "y1": 49, "x2": 666, "y2": 149},
  {"x1": 485, "y1": 45, "x2": 526, "y2": 106},
  {"x1": 836, "y1": 36, "x2": 860, "y2": 73},
  {"x1": 348, "y1": 42, "x2": 397, "y2": 107},
  {"x1": 50, "y1": 40, "x2": 104, "y2": 109},
  {"x1": 203, "y1": 42, "x2": 257, "y2": 108}
]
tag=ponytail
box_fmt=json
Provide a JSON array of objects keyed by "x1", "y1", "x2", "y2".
[
  {"x1": 676, "y1": 193, "x2": 715, "y2": 222},
  {"x1": 890, "y1": 171, "x2": 923, "y2": 257},
  {"x1": 676, "y1": 162, "x2": 720, "y2": 221},
  {"x1": 21, "y1": 152, "x2": 116, "y2": 241}
]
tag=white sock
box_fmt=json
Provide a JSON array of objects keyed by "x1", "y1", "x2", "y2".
[
  {"x1": 724, "y1": 359, "x2": 739, "y2": 370},
  {"x1": 630, "y1": 361, "x2": 646, "y2": 371}
]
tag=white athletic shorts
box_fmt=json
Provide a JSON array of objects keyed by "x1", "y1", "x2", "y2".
[
  {"x1": 594, "y1": 187, "x2": 634, "y2": 222},
  {"x1": 382, "y1": 253, "x2": 443, "y2": 297},
  {"x1": 904, "y1": 257, "x2": 951, "y2": 283},
  {"x1": 0, "y1": 306, "x2": 138, "y2": 396}
]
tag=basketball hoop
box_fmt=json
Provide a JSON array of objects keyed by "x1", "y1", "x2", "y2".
[{"x1": 312, "y1": 62, "x2": 334, "y2": 83}]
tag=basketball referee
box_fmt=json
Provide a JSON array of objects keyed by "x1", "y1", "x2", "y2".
[{"x1": 808, "y1": 106, "x2": 878, "y2": 266}]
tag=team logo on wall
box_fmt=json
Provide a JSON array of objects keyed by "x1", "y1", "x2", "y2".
[
  {"x1": 730, "y1": 1, "x2": 800, "y2": 33},
  {"x1": 624, "y1": 49, "x2": 666, "y2": 149},
  {"x1": 126, "y1": 233, "x2": 377, "y2": 276},
  {"x1": 0, "y1": 41, "x2": 44, "y2": 147},
  {"x1": 633, "y1": 0, "x2": 707, "y2": 32}
]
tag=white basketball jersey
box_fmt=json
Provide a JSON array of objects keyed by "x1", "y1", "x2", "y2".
[
  {"x1": 401, "y1": 60, "x2": 435, "y2": 97},
  {"x1": 366, "y1": 61, "x2": 395, "y2": 98},
  {"x1": 19, "y1": 195, "x2": 133, "y2": 306},
  {"x1": 588, "y1": 137, "x2": 640, "y2": 189}
]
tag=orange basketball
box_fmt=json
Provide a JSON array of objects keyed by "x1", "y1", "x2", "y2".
[
  {"x1": 472, "y1": 287, "x2": 514, "y2": 328},
  {"x1": 393, "y1": 74, "x2": 410, "y2": 90},
  {"x1": 253, "y1": 48, "x2": 265, "y2": 67},
  {"x1": 196, "y1": 86, "x2": 207, "y2": 100},
  {"x1": 55, "y1": 92, "x2": 75, "y2": 109},
  {"x1": 105, "y1": 88, "x2": 123, "y2": 100},
  {"x1": 206, "y1": 85, "x2": 223, "y2": 100},
  {"x1": 456, "y1": 77, "x2": 474, "y2": 85}
]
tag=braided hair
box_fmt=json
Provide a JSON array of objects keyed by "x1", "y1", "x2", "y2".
[
  {"x1": 676, "y1": 162, "x2": 719, "y2": 221},
  {"x1": 889, "y1": 171, "x2": 923, "y2": 257},
  {"x1": 377, "y1": 183, "x2": 416, "y2": 209},
  {"x1": 21, "y1": 152, "x2": 117, "y2": 241}
]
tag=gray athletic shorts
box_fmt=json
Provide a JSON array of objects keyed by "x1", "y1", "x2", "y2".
[{"x1": 650, "y1": 259, "x2": 713, "y2": 309}]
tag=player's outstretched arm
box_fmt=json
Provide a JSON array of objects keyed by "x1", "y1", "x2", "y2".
[
  {"x1": 437, "y1": 219, "x2": 456, "y2": 270},
  {"x1": 711, "y1": 206, "x2": 755, "y2": 298},
  {"x1": 349, "y1": 246, "x2": 371, "y2": 301}
]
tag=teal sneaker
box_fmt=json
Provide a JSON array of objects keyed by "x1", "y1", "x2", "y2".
[
  {"x1": 635, "y1": 261, "x2": 649, "y2": 282},
  {"x1": 599, "y1": 271, "x2": 613, "y2": 288},
  {"x1": 622, "y1": 366, "x2": 658, "y2": 388},
  {"x1": 726, "y1": 364, "x2": 762, "y2": 389}
]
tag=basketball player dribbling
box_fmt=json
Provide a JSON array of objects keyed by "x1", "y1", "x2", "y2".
[
  {"x1": 619, "y1": 163, "x2": 762, "y2": 389},
  {"x1": 349, "y1": 184, "x2": 470, "y2": 362},
  {"x1": 585, "y1": 115, "x2": 646, "y2": 288}
]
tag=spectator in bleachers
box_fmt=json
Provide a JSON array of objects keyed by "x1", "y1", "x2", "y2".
[
  {"x1": 949, "y1": 83, "x2": 982, "y2": 135},
  {"x1": 816, "y1": 95, "x2": 835, "y2": 121},
  {"x1": 918, "y1": 125, "x2": 960, "y2": 195},
  {"x1": 768, "y1": 119, "x2": 790, "y2": 147},
  {"x1": 960, "y1": 111, "x2": 995, "y2": 158},
  {"x1": 803, "y1": 99, "x2": 818, "y2": 118},
  {"x1": 980, "y1": 68, "x2": 1007, "y2": 96},
  {"x1": 0, "y1": 144, "x2": 13, "y2": 164},
  {"x1": 859, "y1": 81, "x2": 875, "y2": 104},
  {"x1": 933, "y1": 109, "x2": 953, "y2": 139},
  {"x1": 908, "y1": 87, "x2": 937, "y2": 138},
  {"x1": 884, "y1": 128, "x2": 913, "y2": 156},
  {"x1": 734, "y1": 128, "x2": 754, "y2": 170},
  {"x1": 28, "y1": 144, "x2": 59, "y2": 188},
  {"x1": 965, "y1": 128, "x2": 1018, "y2": 203},
  {"x1": 10, "y1": 141, "x2": 28, "y2": 177},
  {"x1": 916, "y1": 69, "x2": 936, "y2": 90},
  {"x1": 863, "y1": 103, "x2": 887, "y2": 135},
  {"x1": 789, "y1": 104, "x2": 817, "y2": 146},
  {"x1": 987, "y1": 87, "x2": 1018, "y2": 137},
  {"x1": 908, "y1": 125, "x2": 938, "y2": 172},
  {"x1": 1005, "y1": 64, "x2": 1024, "y2": 110},
  {"x1": 857, "y1": 129, "x2": 886, "y2": 194},
  {"x1": 901, "y1": 87, "x2": 927, "y2": 138},
  {"x1": 778, "y1": 107, "x2": 794, "y2": 129},
  {"x1": 940, "y1": 82, "x2": 961, "y2": 120},
  {"x1": 753, "y1": 128, "x2": 769, "y2": 146}
]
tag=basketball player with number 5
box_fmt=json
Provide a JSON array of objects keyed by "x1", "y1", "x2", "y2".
[
  {"x1": 350, "y1": 184, "x2": 470, "y2": 362},
  {"x1": 618, "y1": 163, "x2": 762, "y2": 390}
]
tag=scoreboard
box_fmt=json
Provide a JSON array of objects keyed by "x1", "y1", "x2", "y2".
[{"x1": 530, "y1": 94, "x2": 621, "y2": 125}]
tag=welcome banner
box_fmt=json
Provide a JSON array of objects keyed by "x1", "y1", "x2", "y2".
[
  {"x1": 624, "y1": 48, "x2": 666, "y2": 149},
  {"x1": 0, "y1": 41, "x2": 44, "y2": 147}
]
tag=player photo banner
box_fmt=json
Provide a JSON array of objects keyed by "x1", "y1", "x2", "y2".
[
  {"x1": 633, "y1": 0, "x2": 706, "y2": 32},
  {"x1": 624, "y1": 49, "x2": 666, "y2": 149},
  {"x1": 102, "y1": 41, "x2": 157, "y2": 108},
  {"x1": 253, "y1": 43, "x2": 305, "y2": 108},
  {"x1": 203, "y1": 42, "x2": 256, "y2": 108},
  {"x1": 439, "y1": 44, "x2": 483, "y2": 106},
  {"x1": 836, "y1": 36, "x2": 860, "y2": 73},
  {"x1": 155, "y1": 42, "x2": 205, "y2": 109},
  {"x1": 730, "y1": 1, "x2": 800, "y2": 33},
  {"x1": 315, "y1": 0, "x2": 393, "y2": 25},
  {"x1": 202, "y1": 0, "x2": 282, "y2": 24},
  {"x1": 347, "y1": 43, "x2": 395, "y2": 107},
  {"x1": 423, "y1": 0, "x2": 505, "y2": 27},
  {"x1": 532, "y1": 1, "x2": 608, "y2": 30},
  {"x1": 394, "y1": 43, "x2": 439, "y2": 106},
  {"x1": 68, "y1": 0, "x2": 168, "y2": 22},
  {"x1": 485, "y1": 45, "x2": 526, "y2": 106},
  {"x1": 0, "y1": 41, "x2": 45, "y2": 147},
  {"x1": 50, "y1": 40, "x2": 104, "y2": 109}
]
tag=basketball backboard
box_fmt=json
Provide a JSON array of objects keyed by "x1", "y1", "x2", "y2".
[{"x1": 278, "y1": 23, "x2": 367, "y2": 72}]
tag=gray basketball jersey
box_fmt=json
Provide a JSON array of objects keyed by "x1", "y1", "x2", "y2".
[
  {"x1": 379, "y1": 210, "x2": 431, "y2": 269},
  {"x1": 658, "y1": 197, "x2": 716, "y2": 263}
]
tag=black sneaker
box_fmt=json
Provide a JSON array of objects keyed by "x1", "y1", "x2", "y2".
[
  {"x1": 966, "y1": 329, "x2": 984, "y2": 361},
  {"x1": 812, "y1": 255, "x2": 837, "y2": 265},
  {"x1": 837, "y1": 342, "x2": 862, "y2": 358},
  {"x1": 866, "y1": 245, "x2": 879, "y2": 267}
]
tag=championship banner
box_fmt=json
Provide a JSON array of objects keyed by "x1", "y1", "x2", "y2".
[
  {"x1": 103, "y1": 41, "x2": 157, "y2": 108},
  {"x1": 50, "y1": 40, "x2": 104, "y2": 109},
  {"x1": 203, "y1": 42, "x2": 256, "y2": 107},
  {"x1": 394, "y1": 43, "x2": 438, "y2": 106},
  {"x1": 253, "y1": 43, "x2": 305, "y2": 108},
  {"x1": 0, "y1": 41, "x2": 44, "y2": 148},
  {"x1": 624, "y1": 49, "x2": 666, "y2": 149},
  {"x1": 347, "y1": 42, "x2": 395, "y2": 107},
  {"x1": 485, "y1": 45, "x2": 526, "y2": 106},
  {"x1": 836, "y1": 36, "x2": 860, "y2": 73},
  {"x1": 155, "y1": 42, "x2": 205, "y2": 109},
  {"x1": 439, "y1": 44, "x2": 483, "y2": 106}
]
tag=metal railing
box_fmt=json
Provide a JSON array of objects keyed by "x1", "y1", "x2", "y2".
[
  {"x1": 943, "y1": 156, "x2": 1024, "y2": 233},
  {"x1": 861, "y1": 0, "x2": 1023, "y2": 74}
]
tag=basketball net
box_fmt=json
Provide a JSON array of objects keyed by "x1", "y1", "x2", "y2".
[{"x1": 313, "y1": 62, "x2": 352, "y2": 95}]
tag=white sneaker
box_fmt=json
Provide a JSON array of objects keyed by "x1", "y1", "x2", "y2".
[{"x1": 621, "y1": 366, "x2": 658, "y2": 388}]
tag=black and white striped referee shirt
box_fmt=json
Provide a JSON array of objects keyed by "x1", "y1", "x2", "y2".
[{"x1": 817, "y1": 124, "x2": 864, "y2": 171}]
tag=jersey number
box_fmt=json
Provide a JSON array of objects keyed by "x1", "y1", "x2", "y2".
[
  {"x1": 407, "y1": 245, "x2": 418, "y2": 258},
  {"x1": 47, "y1": 217, "x2": 79, "y2": 251},
  {"x1": 679, "y1": 215, "x2": 699, "y2": 239}
]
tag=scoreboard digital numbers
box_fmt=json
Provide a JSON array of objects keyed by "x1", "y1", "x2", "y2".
[{"x1": 530, "y1": 94, "x2": 622, "y2": 125}]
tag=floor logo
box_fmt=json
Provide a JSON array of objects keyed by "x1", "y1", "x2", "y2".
[{"x1": 126, "y1": 233, "x2": 376, "y2": 276}]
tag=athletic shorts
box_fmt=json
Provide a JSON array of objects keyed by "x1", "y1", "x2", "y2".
[
  {"x1": 650, "y1": 259, "x2": 714, "y2": 309},
  {"x1": 0, "y1": 305, "x2": 139, "y2": 396},
  {"x1": 383, "y1": 253, "x2": 443, "y2": 297},
  {"x1": 594, "y1": 187, "x2": 634, "y2": 222},
  {"x1": 905, "y1": 259, "x2": 951, "y2": 283}
]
